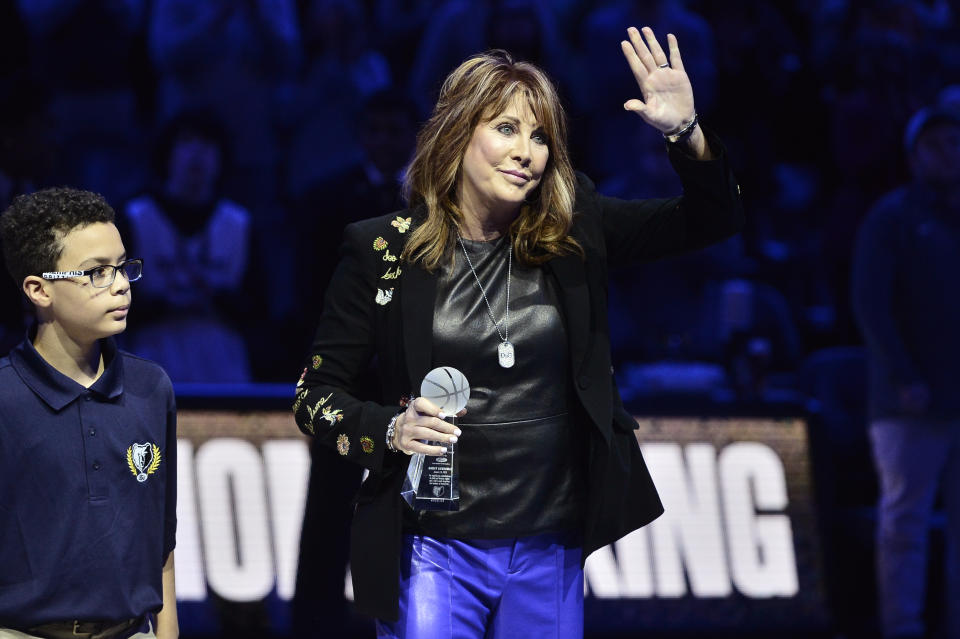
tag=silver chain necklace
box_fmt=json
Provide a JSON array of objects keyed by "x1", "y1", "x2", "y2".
[{"x1": 457, "y1": 232, "x2": 515, "y2": 368}]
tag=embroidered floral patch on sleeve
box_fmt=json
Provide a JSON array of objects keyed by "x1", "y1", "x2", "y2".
[
  {"x1": 307, "y1": 393, "x2": 343, "y2": 425},
  {"x1": 360, "y1": 436, "x2": 375, "y2": 453},
  {"x1": 391, "y1": 216, "x2": 411, "y2": 233},
  {"x1": 306, "y1": 393, "x2": 344, "y2": 426},
  {"x1": 373, "y1": 236, "x2": 388, "y2": 251},
  {"x1": 336, "y1": 434, "x2": 350, "y2": 456},
  {"x1": 320, "y1": 405, "x2": 344, "y2": 424}
]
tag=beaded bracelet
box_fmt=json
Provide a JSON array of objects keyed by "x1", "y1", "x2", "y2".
[{"x1": 385, "y1": 412, "x2": 402, "y2": 452}]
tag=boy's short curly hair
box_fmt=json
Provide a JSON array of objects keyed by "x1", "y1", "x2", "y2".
[{"x1": 0, "y1": 187, "x2": 115, "y2": 291}]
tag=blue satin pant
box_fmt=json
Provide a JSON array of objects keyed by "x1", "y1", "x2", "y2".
[{"x1": 376, "y1": 533, "x2": 584, "y2": 639}]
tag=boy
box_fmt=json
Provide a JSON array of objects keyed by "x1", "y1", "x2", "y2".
[{"x1": 0, "y1": 188, "x2": 178, "y2": 639}]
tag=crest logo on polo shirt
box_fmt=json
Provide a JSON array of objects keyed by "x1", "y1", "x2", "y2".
[{"x1": 126, "y1": 442, "x2": 162, "y2": 483}]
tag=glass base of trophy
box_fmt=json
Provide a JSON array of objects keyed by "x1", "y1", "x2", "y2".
[{"x1": 401, "y1": 438, "x2": 460, "y2": 511}]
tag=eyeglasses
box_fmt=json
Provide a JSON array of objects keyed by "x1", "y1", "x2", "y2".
[{"x1": 41, "y1": 259, "x2": 144, "y2": 288}]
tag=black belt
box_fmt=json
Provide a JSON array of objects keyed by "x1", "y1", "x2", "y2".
[{"x1": 21, "y1": 617, "x2": 141, "y2": 639}]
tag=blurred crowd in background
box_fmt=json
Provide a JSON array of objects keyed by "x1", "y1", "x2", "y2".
[{"x1": 0, "y1": 0, "x2": 955, "y2": 390}]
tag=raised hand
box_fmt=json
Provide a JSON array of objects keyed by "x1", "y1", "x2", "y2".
[{"x1": 620, "y1": 26, "x2": 696, "y2": 135}]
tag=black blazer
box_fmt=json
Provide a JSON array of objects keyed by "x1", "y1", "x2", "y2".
[{"x1": 294, "y1": 131, "x2": 744, "y2": 620}]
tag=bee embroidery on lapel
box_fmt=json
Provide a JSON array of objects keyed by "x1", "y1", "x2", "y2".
[
  {"x1": 336, "y1": 434, "x2": 350, "y2": 455},
  {"x1": 391, "y1": 216, "x2": 412, "y2": 233},
  {"x1": 376, "y1": 288, "x2": 394, "y2": 305}
]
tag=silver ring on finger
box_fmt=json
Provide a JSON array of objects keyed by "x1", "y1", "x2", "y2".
[{"x1": 658, "y1": 63, "x2": 669, "y2": 68}]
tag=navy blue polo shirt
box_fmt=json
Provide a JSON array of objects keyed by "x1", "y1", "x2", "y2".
[{"x1": 0, "y1": 335, "x2": 176, "y2": 628}]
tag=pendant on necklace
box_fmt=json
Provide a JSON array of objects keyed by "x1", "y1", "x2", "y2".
[{"x1": 498, "y1": 341, "x2": 515, "y2": 368}]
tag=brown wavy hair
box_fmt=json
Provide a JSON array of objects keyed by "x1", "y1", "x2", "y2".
[{"x1": 402, "y1": 50, "x2": 582, "y2": 270}]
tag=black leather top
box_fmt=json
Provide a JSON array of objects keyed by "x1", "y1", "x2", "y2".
[{"x1": 404, "y1": 236, "x2": 586, "y2": 538}]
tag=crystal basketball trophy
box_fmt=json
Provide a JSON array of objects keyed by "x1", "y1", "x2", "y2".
[{"x1": 401, "y1": 366, "x2": 470, "y2": 511}]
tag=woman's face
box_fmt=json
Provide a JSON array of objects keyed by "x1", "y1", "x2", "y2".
[{"x1": 458, "y1": 96, "x2": 549, "y2": 219}]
